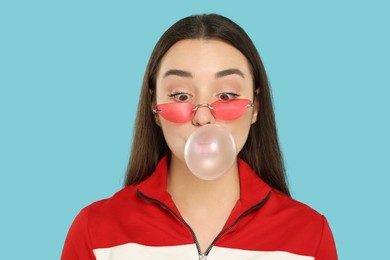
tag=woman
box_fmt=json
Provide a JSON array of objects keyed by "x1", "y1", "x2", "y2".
[{"x1": 62, "y1": 14, "x2": 337, "y2": 259}]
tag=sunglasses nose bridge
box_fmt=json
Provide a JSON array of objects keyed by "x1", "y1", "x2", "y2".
[
  {"x1": 191, "y1": 103, "x2": 216, "y2": 125},
  {"x1": 192, "y1": 103, "x2": 214, "y2": 112}
]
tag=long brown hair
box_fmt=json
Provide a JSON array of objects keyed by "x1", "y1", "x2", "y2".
[{"x1": 124, "y1": 14, "x2": 290, "y2": 196}]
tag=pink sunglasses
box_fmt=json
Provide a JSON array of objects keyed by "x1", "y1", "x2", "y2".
[{"x1": 153, "y1": 98, "x2": 254, "y2": 123}]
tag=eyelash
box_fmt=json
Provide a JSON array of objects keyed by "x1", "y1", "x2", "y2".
[
  {"x1": 168, "y1": 92, "x2": 240, "y2": 102},
  {"x1": 217, "y1": 92, "x2": 240, "y2": 100},
  {"x1": 168, "y1": 92, "x2": 193, "y2": 102}
]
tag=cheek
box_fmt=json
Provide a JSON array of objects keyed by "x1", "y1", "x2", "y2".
[
  {"x1": 228, "y1": 114, "x2": 253, "y2": 154},
  {"x1": 232, "y1": 128, "x2": 251, "y2": 154},
  {"x1": 159, "y1": 120, "x2": 188, "y2": 159}
]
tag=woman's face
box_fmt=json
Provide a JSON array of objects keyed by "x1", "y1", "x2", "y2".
[{"x1": 155, "y1": 39, "x2": 258, "y2": 166}]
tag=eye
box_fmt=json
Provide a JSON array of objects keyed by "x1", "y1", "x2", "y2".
[
  {"x1": 218, "y1": 92, "x2": 240, "y2": 101},
  {"x1": 168, "y1": 92, "x2": 193, "y2": 102}
]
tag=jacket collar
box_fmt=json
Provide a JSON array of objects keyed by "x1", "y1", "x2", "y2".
[
  {"x1": 137, "y1": 155, "x2": 272, "y2": 210},
  {"x1": 137, "y1": 155, "x2": 272, "y2": 240},
  {"x1": 137, "y1": 155, "x2": 173, "y2": 205},
  {"x1": 237, "y1": 157, "x2": 272, "y2": 207}
]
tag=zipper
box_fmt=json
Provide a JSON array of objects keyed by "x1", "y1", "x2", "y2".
[
  {"x1": 203, "y1": 191, "x2": 271, "y2": 256},
  {"x1": 199, "y1": 253, "x2": 207, "y2": 260},
  {"x1": 138, "y1": 189, "x2": 271, "y2": 259},
  {"x1": 137, "y1": 190, "x2": 203, "y2": 255}
]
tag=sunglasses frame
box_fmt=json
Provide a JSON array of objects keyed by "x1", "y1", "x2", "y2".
[{"x1": 153, "y1": 98, "x2": 254, "y2": 123}]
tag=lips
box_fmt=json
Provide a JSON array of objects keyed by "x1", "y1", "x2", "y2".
[
  {"x1": 193, "y1": 139, "x2": 218, "y2": 155},
  {"x1": 184, "y1": 124, "x2": 237, "y2": 180}
]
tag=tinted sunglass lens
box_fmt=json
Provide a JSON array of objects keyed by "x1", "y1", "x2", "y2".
[{"x1": 155, "y1": 103, "x2": 195, "y2": 123}]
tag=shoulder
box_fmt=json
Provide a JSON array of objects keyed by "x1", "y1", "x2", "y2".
[
  {"x1": 239, "y1": 188, "x2": 336, "y2": 257},
  {"x1": 69, "y1": 185, "x2": 145, "y2": 249},
  {"x1": 82, "y1": 185, "x2": 139, "y2": 219},
  {"x1": 267, "y1": 189, "x2": 325, "y2": 226},
  {"x1": 272, "y1": 189, "x2": 321, "y2": 213},
  {"x1": 267, "y1": 190, "x2": 337, "y2": 258},
  {"x1": 62, "y1": 185, "x2": 143, "y2": 256},
  {"x1": 262, "y1": 189, "x2": 332, "y2": 250}
]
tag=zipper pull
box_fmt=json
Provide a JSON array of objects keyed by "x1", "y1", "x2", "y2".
[{"x1": 199, "y1": 253, "x2": 207, "y2": 260}]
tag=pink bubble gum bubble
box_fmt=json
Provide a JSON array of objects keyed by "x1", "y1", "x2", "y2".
[{"x1": 184, "y1": 124, "x2": 237, "y2": 180}]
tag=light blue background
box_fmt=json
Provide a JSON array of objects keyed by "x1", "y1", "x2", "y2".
[{"x1": 1, "y1": 1, "x2": 389, "y2": 259}]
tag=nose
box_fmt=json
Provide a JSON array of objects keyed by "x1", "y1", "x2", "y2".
[{"x1": 191, "y1": 103, "x2": 216, "y2": 126}]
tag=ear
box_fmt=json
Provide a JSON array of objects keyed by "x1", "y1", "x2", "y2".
[
  {"x1": 149, "y1": 89, "x2": 161, "y2": 126},
  {"x1": 251, "y1": 101, "x2": 259, "y2": 124},
  {"x1": 251, "y1": 88, "x2": 260, "y2": 124},
  {"x1": 151, "y1": 105, "x2": 161, "y2": 127},
  {"x1": 154, "y1": 113, "x2": 161, "y2": 126}
]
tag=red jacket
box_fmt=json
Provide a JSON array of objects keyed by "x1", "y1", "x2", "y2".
[{"x1": 62, "y1": 156, "x2": 337, "y2": 259}]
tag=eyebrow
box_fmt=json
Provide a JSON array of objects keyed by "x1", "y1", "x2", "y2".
[
  {"x1": 163, "y1": 69, "x2": 193, "y2": 78},
  {"x1": 215, "y1": 69, "x2": 245, "y2": 79},
  {"x1": 162, "y1": 68, "x2": 245, "y2": 79}
]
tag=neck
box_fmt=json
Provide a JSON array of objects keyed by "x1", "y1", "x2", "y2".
[{"x1": 167, "y1": 155, "x2": 240, "y2": 210}]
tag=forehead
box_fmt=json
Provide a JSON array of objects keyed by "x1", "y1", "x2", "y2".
[{"x1": 156, "y1": 39, "x2": 252, "y2": 79}]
